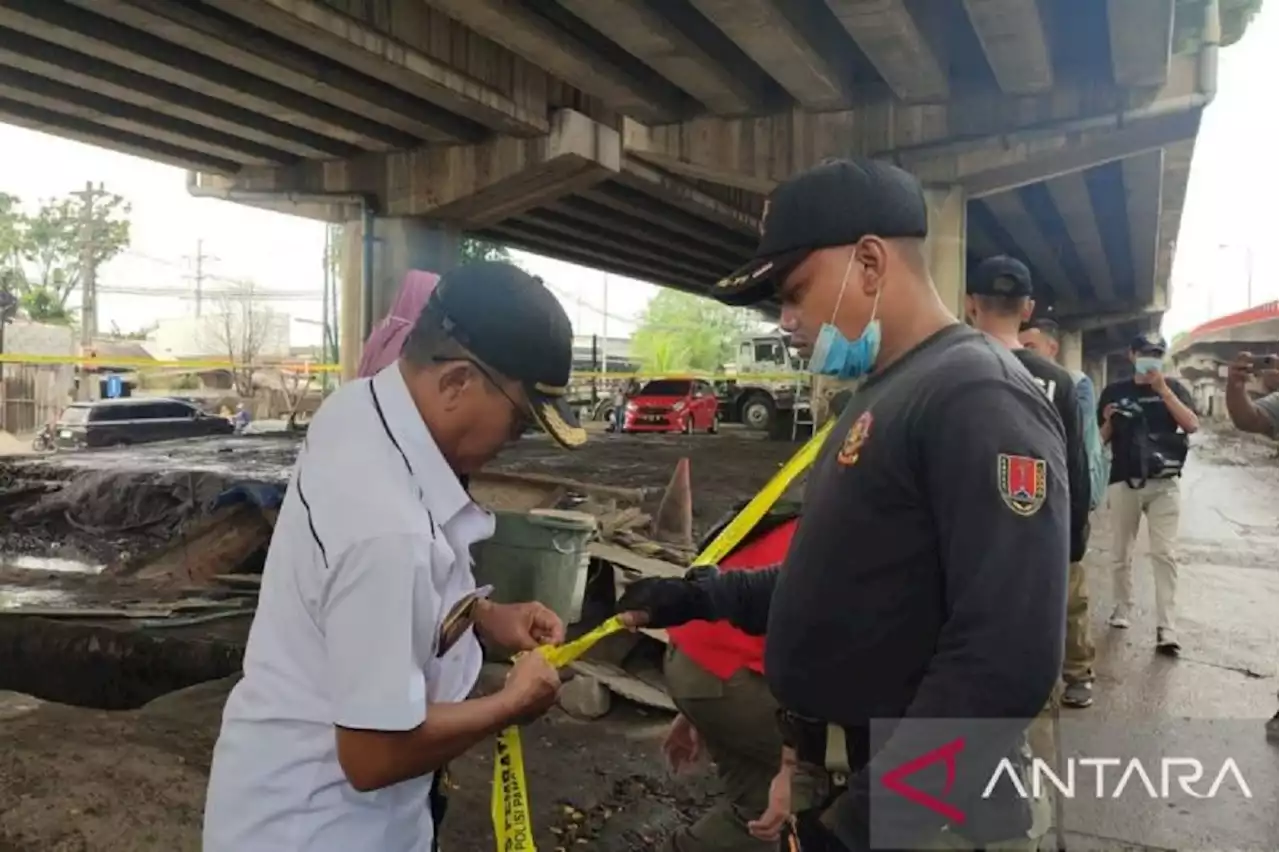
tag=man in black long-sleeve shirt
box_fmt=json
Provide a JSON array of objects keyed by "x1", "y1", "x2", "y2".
[
  {"x1": 619, "y1": 160, "x2": 1067, "y2": 852},
  {"x1": 966, "y1": 255, "x2": 1095, "y2": 709}
]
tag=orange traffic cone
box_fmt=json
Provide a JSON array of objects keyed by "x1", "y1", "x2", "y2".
[{"x1": 651, "y1": 457, "x2": 693, "y2": 546}]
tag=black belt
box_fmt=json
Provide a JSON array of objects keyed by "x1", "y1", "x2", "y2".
[
  {"x1": 429, "y1": 768, "x2": 450, "y2": 851},
  {"x1": 776, "y1": 709, "x2": 865, "y2": 780}
]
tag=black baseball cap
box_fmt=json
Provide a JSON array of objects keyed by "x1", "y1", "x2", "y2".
[
  {"x1": 712, "y1": 158, "x2": 929, "y2": 307},
  {"x1": 1130, "y1": 331, "x2": 1168, "y2": 355},
  {"x1": 1020, "y1": 317, "x2": 1061, "y2": 336},
  {"x1": 969, "y1": 256, "x2": 1033, "y2": 298},
  {"x1": 424, "y1": 262, "x2": 585, "y2": 449}
]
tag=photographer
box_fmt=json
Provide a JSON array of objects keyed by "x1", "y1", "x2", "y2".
[
  {"x1": 1225, "y1": 351, "x2": 1278, "y2": 440},
  {"x1": 1097, "y1": 333, "x2": 1199, "y2": 656},
  {"x1": 1222, "y1": 350, "x2": 1278, "y2": 741}
]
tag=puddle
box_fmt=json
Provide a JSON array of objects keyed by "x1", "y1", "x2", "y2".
[
  {"x1": 4, "y1": 554, "x2": 104, "y2": 574},
  {"x1": 0, "y1": 585, "x2": 76, "y2": 610}
]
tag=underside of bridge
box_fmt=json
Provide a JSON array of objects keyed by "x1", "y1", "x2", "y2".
[{"x1": 0, "y1": 0, "x2": 1260, "y2": 374}]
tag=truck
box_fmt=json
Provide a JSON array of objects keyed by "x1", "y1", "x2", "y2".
[
  {"x1": 715, "y1": 332, "x2": 857, "y2": 440},
  {"x1": 569, "y1": 330, "x2": 855, "y2": 441}
]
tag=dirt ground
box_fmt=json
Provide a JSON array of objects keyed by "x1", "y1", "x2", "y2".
[
  {"x1": 0, "y1": 673, "x2": 717, "y2": 852},
  {"x1": 0, "y1": 429, "x2": 800, "y2": 852}
]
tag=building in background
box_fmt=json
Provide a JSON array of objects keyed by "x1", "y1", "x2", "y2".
[
  {"x1": 571, "y1": 334, "x2": 634, "y2": 374},
  {"x1": 0, "y1": 320, "x2": 75, "y2": 434},
  {"x1": 145, "y1": 312, "x2": 291, "y2": 361}
]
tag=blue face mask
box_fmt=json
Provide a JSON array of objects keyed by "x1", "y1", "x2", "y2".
[
  {"x1": 1134, "y1": 356, "x2": 1163, "y2": 375},
  {"x1": 808, "y1": 252, "x2": 882, "y2": 379}
]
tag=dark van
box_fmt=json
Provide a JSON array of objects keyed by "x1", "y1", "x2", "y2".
[{"x1": 56, "y1": 397, "x2": 234, "y2": 449}]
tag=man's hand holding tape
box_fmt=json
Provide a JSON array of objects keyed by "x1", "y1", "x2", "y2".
[{"x1": 617, "y1": 565, "x2": 780, "y2": 634}]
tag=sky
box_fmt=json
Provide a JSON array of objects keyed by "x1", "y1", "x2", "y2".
[{"x1": 0, "y1": 5, "x2": 1275, "y2": 349}]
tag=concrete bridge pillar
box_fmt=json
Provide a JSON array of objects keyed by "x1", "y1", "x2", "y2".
[
  {"x1": 923, "y1": 186, "x2": 967, "y2": 319},
  {"x1": 1060, "y1": 329, "x2": 1084, "y2": 375},
  {"x1": 338, "y1": 217, "x2": 462, "y2": 380},
  {"x1": 1083, "y1": 355, "x2": 1107, "y2": 394}
]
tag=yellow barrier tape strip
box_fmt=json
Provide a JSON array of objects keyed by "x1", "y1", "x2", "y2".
[
  {"x1": 692, "y1": 419, "x2": 835, "y2": 567},
  {"x1": 0, "y1": 352, "x2": 341, "y2": 371},
  {"x1": 491, "y1": 616, "x2": 627, "y2": 852},
  {"x1": 0, "y1": 354, "x2": 809, "y2": 383},
  {"x1": 490, "y1": 421, "x2": 837, "y2": 851}
]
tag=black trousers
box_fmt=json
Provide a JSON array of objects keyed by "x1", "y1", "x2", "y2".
[{"x1": 430, "y1": 770, "x2": 449, "y2": 851}]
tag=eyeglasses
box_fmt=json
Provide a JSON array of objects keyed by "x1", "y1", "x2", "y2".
[{"x1": 433, "y1": 357, "x2": 534, "y2": 439}]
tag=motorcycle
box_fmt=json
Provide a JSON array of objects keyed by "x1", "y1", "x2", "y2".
[{"x1": 31, "y1": 424, "x2": 56, "y2": 453}]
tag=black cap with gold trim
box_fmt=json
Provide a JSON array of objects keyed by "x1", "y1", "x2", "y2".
[
  {"x1": 425, "y1": 262, "x2": 586, "y2": 449},
  {"x1": 713, "y1": 158, "x2": 929, "y2": 307}
]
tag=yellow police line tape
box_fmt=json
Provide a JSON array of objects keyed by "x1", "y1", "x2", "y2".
[
  {"x1": 0, "y1": 352, "x2": 343, "y2": 371},
  {"x1": 490, "y1": 418, "x2": 837, "y2": 851},
  {"x1": 0, "y1": 353, "x2": 810, "y2": 383}
]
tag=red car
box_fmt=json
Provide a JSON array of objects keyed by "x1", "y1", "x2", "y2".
[{"x1": 621, "y1": 378, "x2": 720, "y2": 434}]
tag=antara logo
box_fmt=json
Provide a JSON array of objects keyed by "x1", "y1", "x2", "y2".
[
  {"x1": 983, "y1": 757, "x2": 1254, "y2": 801},
  {"x1": 880, "y1": 739, "x2": 1254, "y2": 826},
  {"x1": 880, "y1": 737, "x2": 966, "y2": 823}
]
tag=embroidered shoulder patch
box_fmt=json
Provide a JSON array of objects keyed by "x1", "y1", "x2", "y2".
[
  {"x1": 997, "y1": 453, "x2": 1047, "y2": 517},
  {"x1": 837, "y1": 411, "x2": 873, "y2": 466}
]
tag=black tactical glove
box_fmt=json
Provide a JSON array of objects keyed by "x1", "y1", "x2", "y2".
[{"x1": 616, "y1": 565, "x2": 720, "y2": 628}]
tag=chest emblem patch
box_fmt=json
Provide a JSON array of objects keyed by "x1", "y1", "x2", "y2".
[
  {"x1": 837, "y1": 411, "x2": 873, "y2": 466},
  {"x1": 997, "y1": 454, "x2": 1047, "y2": 517}
]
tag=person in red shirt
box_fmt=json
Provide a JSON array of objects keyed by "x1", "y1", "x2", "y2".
[{"x1": 658, "y1": 504, "x2": 805, "y2": 852}]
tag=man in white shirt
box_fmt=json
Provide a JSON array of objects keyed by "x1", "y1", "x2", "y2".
[{"x1": 204, "y1": 262, "x2": 590, "y2": 852}]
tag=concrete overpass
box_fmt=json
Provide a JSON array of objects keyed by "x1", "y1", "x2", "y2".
[
  {"x1": 0, "y1": 0, "x2": 1260, "y2": 377},
  {"x1": 1169, "y1": 300, "x2": 1279, "y2": 419}
]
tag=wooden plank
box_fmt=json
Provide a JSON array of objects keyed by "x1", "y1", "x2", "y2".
[
  {"x1": 569, "y1": 659, "x2": 675, "y2": 712},
  {"x1": 588, "y1": 541, "x2": 686, "y2": 579},
  {"x1": 474, "y1": 469, "x2": 649, "y2": 504},
  {"x1": 213, "y1": 574, "x2": 262, "y2": 588},
  {"x1": 0, "y1": 606, "x2": 176, "y2": 619}
]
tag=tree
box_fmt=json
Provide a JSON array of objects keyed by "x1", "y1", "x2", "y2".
[
  {"x1": 21, "y1": 191, "x2": 131, "y2": 307},
  {"x1": 205, "y1": 281, "x2": 277, "y2": 397},
  {"x1": 0, "y1": 193, "x2": 27, "y2": 302},
  {"x1": 630, "y1": 289, "x2": 760, "y2": 374},
  {"x1": 459, "y1": 237, "x2": 512, "y2": 264},
  {"x1": 0, "y1": 188, "x2": 132, "y2": 324}
]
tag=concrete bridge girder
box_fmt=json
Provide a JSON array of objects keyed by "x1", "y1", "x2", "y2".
[{"x1": 0, "y1": 0, "x2": 1233, "y2": 370}]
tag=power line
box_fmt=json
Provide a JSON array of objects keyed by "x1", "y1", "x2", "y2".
[
  {"x1": 182, "y1": 239, "x2": 219, "y2": 317},
  {"x1": 97, "y1": 285, "x2": 323, "y2": 300}
]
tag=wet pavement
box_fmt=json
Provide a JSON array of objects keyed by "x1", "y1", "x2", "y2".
[{"x1": 1058, "y1": 431, "x2": 1278, "y2": 850}]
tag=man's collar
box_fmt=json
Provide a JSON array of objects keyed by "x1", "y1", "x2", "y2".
[{"x1": 371, "y1": 362, "x2": 472, "y2": 524}]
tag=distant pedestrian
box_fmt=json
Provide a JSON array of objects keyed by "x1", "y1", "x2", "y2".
[
  {"x1": 967, "y1": 257, "x2": 1094, "y2": 709},
  {"x1": 1097, "y1": 332, "x2": 1199, "y2": 656},
  {"x1": 1020, "y1": 319, "x2": 1109, "y2": 511}
]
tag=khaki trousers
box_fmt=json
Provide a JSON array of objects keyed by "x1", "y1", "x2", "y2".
[
  {"x1": 1107, "y1": 479, "x2": 1181, "y2": 631},
  {"x1": 661, "y1": 647, "x2": 785, "y2": 852},
  {"x1": 1063, "y1": 561, "x2": 1095, "y2": 683}
]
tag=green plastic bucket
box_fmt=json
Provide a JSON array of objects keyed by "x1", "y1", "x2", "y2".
[{"x1": 471, "y1": 508, "x2": 598, "y2": 626}]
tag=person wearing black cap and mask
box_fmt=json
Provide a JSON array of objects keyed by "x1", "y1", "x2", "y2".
[
  {"x1": 616, "y1": 159, "x2": 1067, "y2": 852},
  {"x1": 966, "y1": 256, "x2": 1094, "y2": 709},
  {"x1": 1097, "y1": 331, "x2": 1199, "y2": 656},
  {"x1": 205, "y1": 262, "x2": 584, "y2": 852}
]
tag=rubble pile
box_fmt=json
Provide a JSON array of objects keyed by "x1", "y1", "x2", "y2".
[{"x1": 0, "y1": 463, "x2": 246, "y2": 566}]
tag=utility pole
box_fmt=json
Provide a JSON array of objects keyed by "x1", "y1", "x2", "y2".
[
  {"x1": 185, "y1": 238, "x2": 217, "y2": 317},
  {"x1": 72, "y1": 181, "x2": 104, "y2": 351},
  {"x1": 601, "y1": 272, "x2": 610, "y2": 378},
  {"x1": 71, "y1": 181, "x2": 105, "y2": 401}
]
